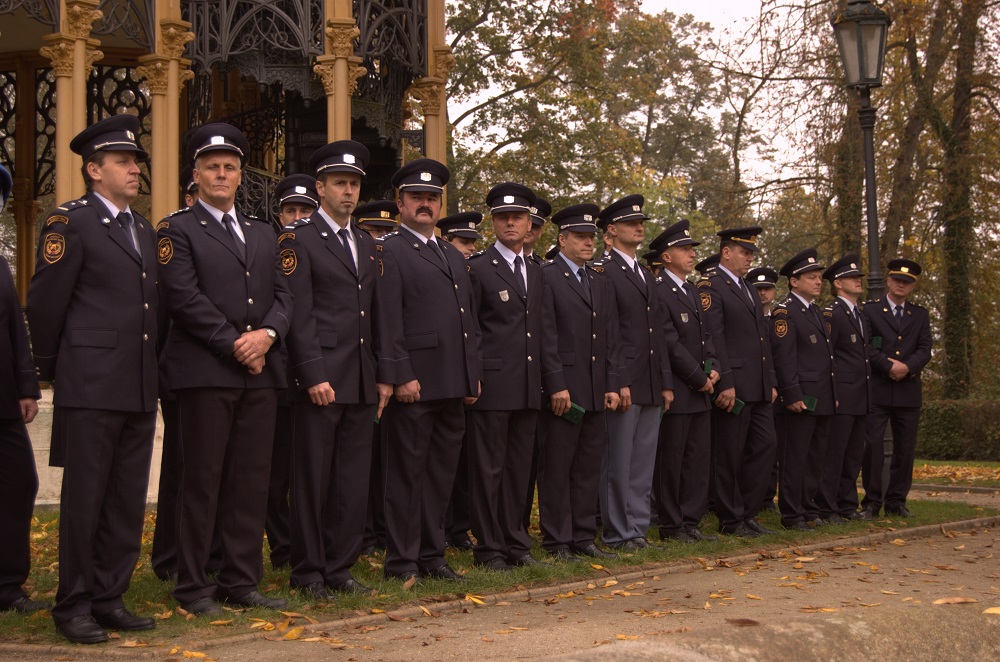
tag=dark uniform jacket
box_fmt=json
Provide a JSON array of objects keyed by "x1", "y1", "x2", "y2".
[
  {"x1": 698, "y1": 268, "x2": 775, "y2": 403},
  {"x1": 0, "y1": 256, "x2": 40, "y2": 418},
  {"x1": 597, "y1": 250, "x2": 666, "y2": 404},
  {"x1": 769, "y1": 294, "x2": 836, "y2": 415},
  {"x1": 655, "y1": 274, "x2": 714, "y2": 414},
  {"x1": 825, "y1": 297, "x2": 870, "y2": 416},
  {"x1": 863, "y1": 295, "x2": 932, "y2": 408},
  {"x1": 280, "y1": 214, "x2": 377, "y2": 404},
  {"x1": 27, "y1": 193, "x2": 159, "y2": 412},
  {"x1": 540, "y1": 258, "x2": 620, "y2": 411},
  {"x1": 468, "y1": 244, "x2": 560, "y2": 411},
  {"x1": 156, "y1": 201, "x2": 291, "y2": 390},
  {"x1": 374, "y1": 229, "x2": 481, "y2": 400}
]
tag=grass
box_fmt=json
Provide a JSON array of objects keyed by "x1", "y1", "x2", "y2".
[
  {"x1": 911, "y1": 458, "x2": 1000, "y2": 488},
  {"x1": 2, "y1": 497, "x2": 996, "y2": 647}
]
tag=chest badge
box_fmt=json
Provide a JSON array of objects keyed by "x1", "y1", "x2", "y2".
[
  {"x1": 809, "y1": 334, "x2": 817, "y2": 344},
  {"x1": 499, "y1": 290, "x2": 509, "y2": 302},
  {"x1": 680, "y1": 312, "x2": 689, "y2": 323}
]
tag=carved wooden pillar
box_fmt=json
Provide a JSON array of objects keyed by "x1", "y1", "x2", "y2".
[
  {"x1": 315, "y1": 18, "x2": 363, "y2": 141},
  {"x1": 65, "y1": 0, "x2": 104, "y2": 199}
]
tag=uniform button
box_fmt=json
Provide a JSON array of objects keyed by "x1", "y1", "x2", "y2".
[
  {"x1": 360, "y1": 338, "x2": 365, "y2": 345},
  {"x1": 358, "y1": 284, "x2": 362, "y2": 290},
  {"x1": 649, "y1": 328, "x2": 653, "y2": 333},
  {"x1": 141, "y1": 272, "x2": 146, "y2": 279},
  {"x1": 592, "y1": 312, "x2": 597, "y2": 318},
  {"x1": 454, "y1": 284, "x2": 459, "y2": 290},
  {"x1": 246, "y1": 325, "x2": 252, "y2": 331},
  {"x1": 143, "y1": 333, "x2": 148, "y2": 341},
  {"x1": 463, "y1": 333, "x2": 468, "y2": 338},
  {"x1": 646, "y1": 306, "x2": 650, "y2": 311},
  {"x1": 248, "y1": 298, "x2": 254, "y2": 304},
  {"x1": 897, "y1": 335, "x2": 902, "y2": 340},
  {"x1": 361, "y1": 311, "x2": 366, "y2": 317},
  {"x1": 762, "y1": 357, "x2": 766, "y2": 362},
  {"x1": 528, "y1": 356, "x2": 533, "y2": 362},
  {"x1": 592, "y1": 356, "x2": 596, "y2": 362},
  {"x1": 246, "y1": 271, "x2": 251, "y2": 277},
  {"x1": 650, "y1": 349, "x2": 654, "y2": 355},
  {"x1": 527, "y1": 332, "x2": 532, "y2": 338},
  {"x1": 460, "y1": 307, "x2": 465, "y2": 313},
  {"x1": 144, "y1": 303, "x2": 148, "y2": 310},
  {"x1": 895, "y1": 350, "x2": 901, "y2": 356},
  {"x1": 592, "y1": 334, "x2": 597, "y2": 340}
]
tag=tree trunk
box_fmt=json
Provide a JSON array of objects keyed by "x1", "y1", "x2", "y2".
[{"x1": 831, "y1": 102, "x2": 864, "y2": 257}]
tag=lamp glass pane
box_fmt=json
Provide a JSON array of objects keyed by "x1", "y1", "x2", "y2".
[
  {"x1": 835, "y1": 21, "x2": 861, "y2": 86},
  {"x1": 861, "y1": 23, "x2": 885, "y2": 81}
]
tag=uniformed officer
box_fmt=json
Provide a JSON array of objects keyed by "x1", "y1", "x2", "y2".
[
  {"x1": 770, "y1": 249, "x2": 837, "y2": 530},
  {"x1": 695, "y1": 253, "x2": 720, "y2": 278},
  {"x1": 537, "y1": 204, "x2": 621, "y2": 560},
  {"x1": 0, "y1": 165, "x2": 46, "y2": 615},
  {"x1": 596, "y1": 195, "x2": 671, "y2": 551},
  {"x1": 27, "y1": 115, "x2": 159, "y2": 643},
  {"x1": 642, "y1": 249, "x2": 663, "y2": 278},
  {"x1": 375, "y1": 158, "x2": 482, "y2": 582},
  {"x1": 819, "y1": 254, "x2": 871, "y2": 521},
  {"x1": 354, "y1": 200, "x2": 399, "y2": 239},
  {"x1": 746, "y1": 266, "x2": 779, "y2": 513},
  {"x1": 158, "y1": 123, "x2": 292, "y2": 615},
  {"x1": 439, "y1": 211, "x2": 483, "y2": 258},
  {"x1": 280, "y1": 143, "x2": 381, "y2": 597},
  {"x1": 265, "y1": 174, "x2": 319, "y2": 572},
  {"x1": 861, "y1": 259, "x2": 932, "y2": 518},
  {"x1": 524, "y1": 197, "x2": 551, "y2": 266},
  {"x1": 466, "y1": 183, "x2": 559, "y2": 570},
  {"x1": 698, "y1": 227, "x2": 778, "y2": 538},
  {"x1": 649, "y1": 220, "x2": 719, "y2": 542},
  {"x1": 437, "y1": 211, "x2": 484, "y2": 551}
]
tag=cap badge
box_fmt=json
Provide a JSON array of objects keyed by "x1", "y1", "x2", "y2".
[
  {"x1": 467, "y1": 222, "x2": 475, "y2": 229},
  {"x1": 900, "y1": 266, "x2": 909, "y2": 273},
  {"x1": 210, "y1": 136, "x2": 225, "y2": 145},
  {"x1": 808, "y1": 257, "x2": 815, "y2": 263},
  {"x1": 503, "y1": 195, "x2": 515, "y2": 204},
  {"x1": 125, "y1": 130, "x2": 135, "y2": 141},
  {"x1": 344, "y1": 154, "x2": 356, "y2": 164},
  {"x1": 294, "y1": 186, "x2": 307, "y2": 194},
  {"x1": 530, "y1": 207, "x2": 538, "y2": 214},
  {"x1": 757, "y1": 275, "x2": 765, "y2": 281},
  {"x1": 684, "y1": 230, "x2": 690, "y2": 236},
  {"x1": 632, "y1": 205, "x2": 640, "y2": 211},
  {"x1": 420, "y1": 172, "x2": 432, "y2": 181},
  {"x1": 380, "y1": 211, "x2": 391, "y2": 218},
  {"x1": 583, "y1": 214, "x2": 593, "y2": 222},
  {"x1": 850, "y1": 263, "x2": 857, "y2": 268}
]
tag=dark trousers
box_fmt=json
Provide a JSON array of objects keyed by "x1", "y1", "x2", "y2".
[
  {"x1": 52, "y1": 407, "x2": 155, "y2": 625},
  {"x1": 445, "y1": 416, "x2": 472, "y2": 544},
  {"x1": 0, "y1": 419, "x2": 39, "y2": 606},
  {"x1": 151, "y1": 398, "x2": 180, "y2": 580},
  {"x1": 172, "y1": 388, "x2": 276, "y2": 605},
  {"x1": 862, "y1": 404, "x2": 920, "y2": 511},
  {"x1": 382, "y1": 398, "x2": 465, "y2": 576},
  {"x1": 468, "y1": 409, "x2": 537, "y2": 563},
  {"x1": 777, "y1": 413, "x2": 831, "y2": 525},
  {"x1": 362, "y1": 420, "x2": 386, "y2": 550},
  {"x1": 711, "y1": 400, "x2": 776, "y2": 529},
  {"x1": 538, "y1": 410, "x2": 607, "y2": 551},
  {"x1": 265, "y1": 404, "x2": 292, "y2": 569},
  {"x1": 655, "y1": 411, "x2": 711, "y2": 535},
  {"x1": 818, "y1": 413, "x2": 867, "y2": 517},
  {"x1": 522, "y1": 420, "x2": 544, "y2": 530},
  {"x1": 289, "y1": 401, "x2": 374, "y2": 586}
]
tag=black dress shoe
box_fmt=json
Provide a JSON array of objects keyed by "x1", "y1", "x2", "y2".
[
  {"x1": 572, "y1": 544, "x2": 617, "y2": 559},
  {"x1": 446, "y1": 537, "x2": 475, "y2": 551},
  {"x1": 296, "y1": 582, "x2": 333, "y2": 600},
  {"x1": 508, "y1": 554, "x2": 546, "y2": 567},
  {"x1": 661, "y1": 530, "x2": 695, "y2": 543},
  {"x1": 609, "y1": 540, "x2": 641, "y2": 552},
  {"x1": 782, "y1": 521, "x2": 812, "y2": 531},
  {"x1": 719, "y1": 523, "x2": 760, "y2": 538},
  {"x1": 421, "y1": 564, "x2": 465, "y2": 581},
  {"x1": 685, "y1": 528, "x2": 718, "y2": 542},
  {"x1": 384, "y1": 570, "x2": 420, "y2": 583},
  {"x1": 359, "y1": 545, "x2": 378, "y2": 556},
  {"x1": 744, "y1": 519, "x2": 777, "y2": 535},
  {"x1": 634, "y1": 537, "x2": 656, "y2": 548},
  {"x1": 858, "y1": 506, "x2": 879, "y2": 519},
  {"x1": 223, "y1": 589, "x2": 289, "y2": 610},
  {"x1": 56, "y1": 615, "x2": 109, "y2": 644},
  {"x1": 2, "y1": 595, "x2": 52, "y2": 613},
  {"x1": 885, "y1": 504, "x2": 913, "y2": 518},
  {"x1": 93, "y1": 608, "x2": 156, "y2": 631},
  {"x1": 328, "y1": 578, "x2": 373, "y2": 595},
  {"x1": 849, "y1": 509, "x2": 871, "y2": 520},
  {"x1": 476, "y1": 557, "x2": 511, "y2": 571},
  {"x1": 825, "y1": 514, "x2": 849, "y2": 524},
  {"x1": 182, "y1": 597, "x2": 224, "y2": 615},
  {"x1": 806, "y1": 517, "x2": 825, "y2": 528},
  {"x1": 548, "y1": 548, "x2": 578, "y2": 562}
]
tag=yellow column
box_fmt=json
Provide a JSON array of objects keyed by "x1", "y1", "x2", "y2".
[
  {"x1": 64, "y1": 0, "x2": 105, "y2": 199},
  {"x1": 39, "y1": 34, "x2": 76, "y2": 206}
]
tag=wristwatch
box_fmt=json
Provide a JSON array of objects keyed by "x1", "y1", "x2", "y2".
[{"x1": 263, "y1": 327, "x2": 277, "y2": 341}]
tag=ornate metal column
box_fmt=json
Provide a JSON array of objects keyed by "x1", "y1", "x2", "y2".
[
  {"x1": 66, "y1": 0, "x2": 105, "y2": 198},
  {"x1": 39, "y1": 34, "x2": 77, "y2": 205},
  {"x1": 315, "y1": 17, "x2": 364, "y2": 141}
]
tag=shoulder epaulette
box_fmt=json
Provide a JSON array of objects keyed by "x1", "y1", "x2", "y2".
[
  {"x1": 469, "y1": 250, "x2": 487, "y2": 259},
  {"x1": 166, "y1": 207, "x2": 190, "y2": 218},
  {"x1": 55, "y1": 198, "x2": 88, "y2": 213},
  {"x1": 588, "y1": 264, "x2": 605, "y2": 274}
]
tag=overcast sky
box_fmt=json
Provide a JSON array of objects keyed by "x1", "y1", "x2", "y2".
[{"x1": 640, "y1": 0, "x2": 750, "y2": 28}]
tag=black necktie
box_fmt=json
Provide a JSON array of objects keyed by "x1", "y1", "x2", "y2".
[
  {"x1": 116, "y1": 211, "x2": 139, "y2": 256},
  {"x1": 852, "y1": 307, "x2": 863, "y2": 338},
  {"x1": 513, "y1": 255, "x2": 526, "y2": 298},
  {"x1": 739, "y1": 277, "x2": 754, "y2": 303},
  {"x1": 634, "y1": 262, "x2": 646, "y2": 292},
  {"x1": 894, "y1": 305, "x2": 903, "y2": 327},
  {"x1": 337, "y1": 228, "x2": 357, "y2": 276},
  {"x1": 430, "y1": 239, "x2": 450, "y2": 272},
  {"x1": 682, "y1": 281, "x2": 698, "y2": 309},
  {"x1": 811, "y1": 303, "x2": 824, "y2": 330},
  {"x1": 223, "y1": 213, "x2": 245, "y2": 261},
  {"x1": 577, "y1": 267, "x2": 591, "y2": 304}
]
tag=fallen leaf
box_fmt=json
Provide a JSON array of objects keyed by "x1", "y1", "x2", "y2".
[
  {"x1": 933, "y1": 597, "x2": 977, "y2": 605},
  {"x1": 591, "y1": 564, "x2": 604, "y2": 570},
  {"x1": 283, "y1": 626, "x2": 305, "y2": 640},
  {"x1": 747, "y1": 594, "x2": 763, "y2": 600},
  {"x1": 603, "y1": 580, "x2": 618, "y2": 588},
  {"x1": 931, "y1": 565, "x2": 959, "y2": 571},
  {"x1": 891, "y1": 539, "x2": 907, "y2": 546},
  {"x1": 616, "y1": 634, "x2": 640, "y2": 640},
  {"x1": 727, "y1": 618, "x2": 760, "y2": 627},
  {"x1": 881, "y1": 590, "x2": 899, "y2": 595},
  {"x1": 370, "y1": 608, "x2": 385, "y2": 614},
  {"x1": 209, "y1": 620, "x2": 233, "y2": 626},
  {"x1": 182, "y1": 652, "x2": 208, "y2": 659},
  {"x1": 403, "y1": 575, "x2": 417, "y2": 591},
  {"x1": 982, "y1": 607, "x2": 1000, "y2": 614},
  {"x1": 482, "y1": 637, "x2": 494, "y2": 642},
  {"x1": 119, "y1": 640, "x2": 147, "y2": 647},
  {"x1": 465, "y1": 594, "x2": 486, "y2": 605}
]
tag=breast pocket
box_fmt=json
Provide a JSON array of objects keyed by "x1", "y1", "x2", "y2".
[{"x1": 70, "y1": 328, "x2": 118, "y2": 348}]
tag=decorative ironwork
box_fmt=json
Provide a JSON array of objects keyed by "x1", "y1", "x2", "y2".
[
  {"x1": 0, "y1": 72, "x2": 14, "y2": 174},
  {"x1": 92, "y1": 0, "x2": 156, "y2": 50},
  {"x1": 0, "y1": 0, "x2": 59, "y2": 28},
  {"x1": 34, "y1": 68, "x2": 56, "y2": 198},
  {"x1": 354, "y1": 0, "x2": 426, "y2": 74},
  {"x1": 87, "y1": 65, "x2": 152, "y2": 195},
  {"x1": 238, "y1": 166, "x2": 283, "y2": 230}
]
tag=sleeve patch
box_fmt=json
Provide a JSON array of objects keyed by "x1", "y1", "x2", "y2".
[
  {"x1": 772, "y1": 308, "x2": 788, "y2": 316},
  {"x1": 699, "y1": 291, "x2": 712, "y2": 311},
  {"x1": 156, "y1": 221, "x2": 170, "y2": 231},
  {"x1": 774, "y1": 319, "x2": 788, "y2": 338},
  {"x1": 43, "y1": 234, "x2": 65, "y2": 264},
  {"x1": 823, "y1": 310, "x2": 833, "y2": 317},
  {"x1": 378, "y1": 259, "x2": 385, "y2": 277},
  {"x1": 46, "y1": 215, "x2": 69, "y2": 227},
  {"x1": 278, "y1": 232, "x2": 296, "y2": 244},
  {"x1": 280, "y1": 248, "x2": 297, "y2": 276},
  {"x1": 697, "y1": 279, "x2": 712, "y2": 288},
  {"x1": 157, "y1": 237, "x2": 173, "y2": 265}
]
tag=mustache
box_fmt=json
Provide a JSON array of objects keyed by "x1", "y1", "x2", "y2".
[{"x1": 416, "y1": 206, "x2": 434, "y2": 216}]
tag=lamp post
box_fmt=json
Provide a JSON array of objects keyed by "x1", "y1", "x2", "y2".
[{"x1": 831, "y1": 0, "x2": 892, "y2": 299}]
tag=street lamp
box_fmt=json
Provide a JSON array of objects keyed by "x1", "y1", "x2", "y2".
[{"x1": 831, "y1": 0, "x2": 892, "y2": 299}]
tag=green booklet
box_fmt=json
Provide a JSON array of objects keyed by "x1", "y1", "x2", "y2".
[
  {"x1": 730, "y1": 398, "x2": 745, "y2": 415},
  {"x1": 549, "y1": 400, "x2": 586, "y2": 424},
  {"x1": 704, "y1": 358, "x2": 714, "y2": 375},
  {"x1": 802, "y1": 395, "x2": 818, "y2": 411}
]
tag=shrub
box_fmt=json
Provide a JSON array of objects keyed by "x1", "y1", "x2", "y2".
[{"x1": 916, "y1": 400, "x2": 1000, "y2": 461}]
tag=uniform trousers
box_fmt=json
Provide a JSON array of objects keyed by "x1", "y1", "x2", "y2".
[
  {"x1": 289, "y1": 401, "x2": 375, "y2": 586},
  {"x1": 382, "y1": 398, "x2": 465, "y2": 576},
  {"x1": 776, "y1": 413, "x2": 831, "y2": 525},
  {"x1": 710, "y1": 400, "x2": 776, "y2": 529},
  {"x1": 522, "y1": 421, "x2": 544, "y2": 530},
  {"x1": 601, "y1": 404, "x2": 660, "y2": 544},
  {"x1": 173, "y1": 387, "x2": 276, "y2": 605},
  {"x1": 151, "y1": 398, "x2": 180, "y2": 580},
  {"x1": 0, "y1": 419, "x2": 39, "y2": 607},
  {"x1": 817, "y1": 413, "x2": 866, "y2": 517},
  {"x1": 445, "y1": 417, "x2": 472, "y2": 545},
  {"x1": 52, "y1": 407, "x2": 155, "y2": 625},
  {"x1": 538, "y1": 410, "x2": 607, "y2": 551},
  {"x1": 264, "y1": 403, "x2": 292, "y2": 569},
  {"x1": 862, "y1": 405, "x2": 920, "y2": 512},
  {"x1": 361, "y1": 421, "x2": 386, "y2": 550},
  {"x1": 654, "y1": 410, "x2": 711, "y2": 535},
  {"x1": 467, "y1": 409, "x2": 537, "y2": 564}
]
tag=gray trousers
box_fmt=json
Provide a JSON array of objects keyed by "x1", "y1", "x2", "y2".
[{"x1": 600, "y1": 404, "x2": 660, "y2": 544}]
